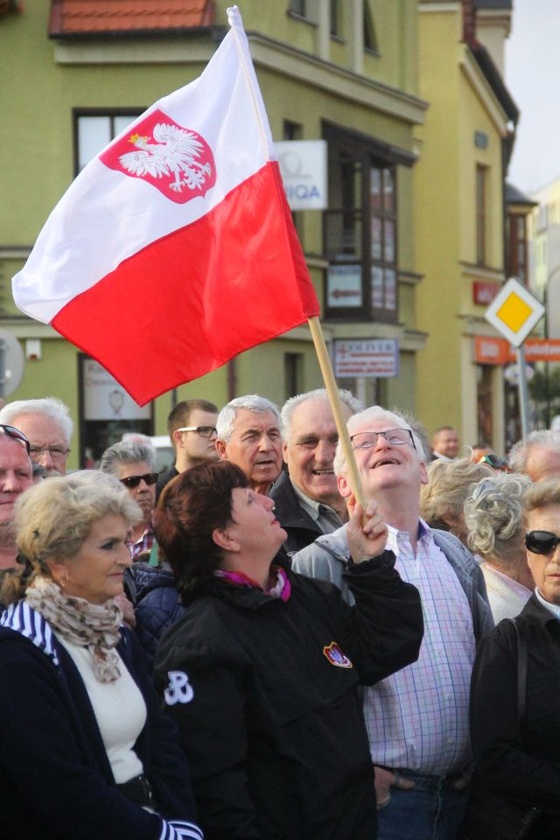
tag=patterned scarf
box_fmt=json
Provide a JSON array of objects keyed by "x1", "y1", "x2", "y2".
[
  {"x1": 25, "y1": 576, "x2": 123, "y2": 683},
  {"x1": 214, "y1": 565, "x2": 291, "y2": 601}
]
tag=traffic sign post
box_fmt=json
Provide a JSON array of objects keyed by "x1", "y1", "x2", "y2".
[{"x1": 484, "y1": 277, "x2": 545, "y2": 438}]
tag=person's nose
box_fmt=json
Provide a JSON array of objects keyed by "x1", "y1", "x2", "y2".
[
  {"x1": 1, "y1": 471, "x2": 22, "y2": 493},
  {"x1": 314, "y1": 439, "x2": 336, "y2": 464},
  {"x1": 258, "y1": 494, "x2": 275, "y2": 511},
  {"x1": 258, "y1": 433, "x2": 273, "y2": 451},
  {"x1": 374, "y1": 432, "x2": 392, "y2": 451},
  {"x1": 36, "y1": 448, "x2": 55, "y2": 469}
]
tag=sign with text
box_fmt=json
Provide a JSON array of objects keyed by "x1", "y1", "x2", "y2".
[
  {"x1": 334, "y1": 338, "x2": 399, "y2": 378},
  {"x1": 474, "y1": 336, "x2": 560, "y2": 364},
  {"x1": 484, "y1": 277, "x2": 545, "y2": 348},
  {"x1": 275, "y1": 140, "x2": 327, "y2": 210}
]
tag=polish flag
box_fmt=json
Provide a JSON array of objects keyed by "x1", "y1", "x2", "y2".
[{"x1": 12, "y1": 5, "x2": 320, "y2": 406}]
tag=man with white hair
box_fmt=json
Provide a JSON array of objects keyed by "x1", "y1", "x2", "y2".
[
  {"x1": 0, "y1": 398, "x2": 73, "y2": 477},
  {"x1": 508, "y1": 428, "x2": 560, "y2": 482},
  {"x1": 270, "y1": 388, "x2": 362, "y2": 553},
  {"x1": 292, "y1": 405, "x2": 493, "y2": 839},
  {"x1": 216, "y1": 395, "x2": 282, "y2": 495}
]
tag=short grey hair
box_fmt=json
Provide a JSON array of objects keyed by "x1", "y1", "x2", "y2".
[
  {"x1": 508, "y1": 429, "x2": 560, "y2": 473},
  {"x1": 99, "y1": 440, "x2": 155, "y2": 477},
  {"x1": 464, "y1": 472, "x2": 531, "y2": 563},
  {"x1": 280, "y1": 389, "x2": 363, "y2": 443},
  {"x1": 333, "y1": 406, "x2": 429, "y2": 476},
  {"x1": 216, "y1": 395, "x2": 280, "y2": 442},
  {"x1": 0, "y1": 398, "x2": 73, "y2": 445}
]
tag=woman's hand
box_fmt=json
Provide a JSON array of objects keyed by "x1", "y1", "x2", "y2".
[{"x1": 347, "y1": 498, "x2": 388, "y2": 564}]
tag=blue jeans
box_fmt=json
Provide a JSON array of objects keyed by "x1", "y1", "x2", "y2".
[{"x1": 376, "y1": 769, "x2": 469, "y2": 840}]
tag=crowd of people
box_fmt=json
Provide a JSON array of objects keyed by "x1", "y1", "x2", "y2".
[{"x1": 0, "y1": 393, "x2": 559, "y2": 838}]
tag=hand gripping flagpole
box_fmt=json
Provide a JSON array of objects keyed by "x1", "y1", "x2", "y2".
[{"x1": 307, "y1": 317, "x2": 365, "y2": 509}]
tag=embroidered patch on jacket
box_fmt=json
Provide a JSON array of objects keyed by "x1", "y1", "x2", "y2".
[
  {"x1": 323, "y1": 642, "x2": 353, "y2": 668},
  {"x1": 164, "y1": 670, "x2": 194, "y2": 705}
]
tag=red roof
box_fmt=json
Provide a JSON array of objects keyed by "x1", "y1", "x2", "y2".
[{"x1": 49, "y1": 0, "x2": 215, "y2": 36}]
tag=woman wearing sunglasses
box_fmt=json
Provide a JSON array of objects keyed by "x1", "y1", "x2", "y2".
[
  {"x1": 100, "y1": 440, "x2": 159, "y2": 560},
  {"x1": 464, "y1": 479, "x2": 560, "y2": 838},
  {"x1": 0, "y1": 471, "x2": 201, "y2": 840}
]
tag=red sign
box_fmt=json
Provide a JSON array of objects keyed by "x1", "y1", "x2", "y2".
[
  {"x1": 473, "y1": 281, "x2": 500, "y2": 306},
  {"x1": 474, "y1": 336, "x2": 560, "y2": 364}
]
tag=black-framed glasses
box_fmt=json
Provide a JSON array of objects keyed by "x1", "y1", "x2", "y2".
[
  {"x1": 29, "y1": 445, "x2": 70, "y2": 460},
  {"x1": 350, "y1": 428, "x2": 416, "y2": 451},
  {"x1": 0, "y1": 424, "x2": 31, "y2": 455},
  {"x1": 120, "y1": 472, "x2": 158, "y2": 489},
  {"x1": 478, "y1": 454, "x2": 511, "y2": 472},
  {"x1": 525, "y1": 530, "x2": 560, "y2": 556},
  {"x1": 177, "y1": 426, "x2": 217, "y2": 438}
]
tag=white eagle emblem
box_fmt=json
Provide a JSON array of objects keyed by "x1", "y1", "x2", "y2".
[{"x1": 119, "y1": 122, "x2": 213, "y2": 194}]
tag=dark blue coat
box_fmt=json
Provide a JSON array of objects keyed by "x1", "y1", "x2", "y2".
[{"x1": 0, "y1": 600, "x2": 200, "y2": 840}]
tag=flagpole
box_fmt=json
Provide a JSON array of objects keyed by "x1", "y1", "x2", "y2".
[{"x1": 307, "y1": 316, "x2": 365, "y2": 508}]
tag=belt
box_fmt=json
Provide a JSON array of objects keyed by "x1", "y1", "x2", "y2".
[{"x1": 116, "y1": 773, "x2": 156, "y2": 809}]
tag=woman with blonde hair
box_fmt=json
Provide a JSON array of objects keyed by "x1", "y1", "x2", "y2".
[
  {"x1": 464, "y1": 472, "x2": 533, "y2": 622},
  {"x1": 419, "y1": 457, "x2": 492, "y2": 544},
  {"x1": 0, "y1": 470, "x2": 201, "y2": 840}
]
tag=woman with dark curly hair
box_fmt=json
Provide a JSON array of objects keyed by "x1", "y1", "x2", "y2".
[{"x1": 153, "y1": 459, "x2": 423, "y2": 840}]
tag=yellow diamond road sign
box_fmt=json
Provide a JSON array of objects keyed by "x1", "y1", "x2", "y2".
[{"x1": 485, "y1": 277, "x2": 545, "y2": 348}]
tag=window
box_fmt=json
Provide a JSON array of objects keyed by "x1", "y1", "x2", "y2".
[
  {"x1": 284, "y1": 353, "x2": 303, "y2": 397},
  {"x1": 330, "y1": 0, "x2": 340, "y2": 37},
  {"x1": 363, "y1": 1, "x2": 378, "y2": 53},
  {"x1": 476, "y1": 164, "x2": 487, "y2": 265},
  {"x1": 288, "y1": 0, "x2": 317, "y2": 21},
  {"x1": 507, "y1": 213, "x2": 528, "y2": 284},
  {"x1": 324, "y1": 126, "x2": 400, "y2": 322},
  {"x1": 74, "y1": 111, "x2": 142, "y2": 174}
]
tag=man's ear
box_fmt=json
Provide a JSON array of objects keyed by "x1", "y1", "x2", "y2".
[
  {"x1": 419, "y1": 460, "x2": 429, "y2": 486},
  {"x1": 212, "y1": 527, "x2": 240, "y2": 553},
  {"x1": 337, "y1": 473, "x2": 352, "y2": 499},
  {"x1": 282, "y1": 442, "x2": 289, "y2": 464},
  {"x1": 215, "y1": 440, "x2": 228, "y2": 460},
  {"x1": 172, "y1": 429, "x2": 184, "y2": 448}
]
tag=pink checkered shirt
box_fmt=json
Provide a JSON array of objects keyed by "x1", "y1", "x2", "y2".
[{"x1": 363, "y1": 522, "x2": 475, "y2": 776}]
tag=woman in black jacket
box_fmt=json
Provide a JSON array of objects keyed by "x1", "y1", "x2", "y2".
[
  {"x1": 153, "y1": 460, "x2": 423, "y2": 840},
  {"x1": 467, "y1": 478, "x2": 560, "y2": 839},
  {"x1": 0, "y1": 470, "x2": 201, "y2": 840}
]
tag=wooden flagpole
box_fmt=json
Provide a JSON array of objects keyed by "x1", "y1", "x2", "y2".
[{"x1": 307, "y1": 316, "x2": 365, "y2": 508}]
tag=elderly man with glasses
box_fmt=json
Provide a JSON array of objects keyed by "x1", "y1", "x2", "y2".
[
  {"x1": 156, "y1": 399, "x2": 219, "y2": 500},
  {"x1": 0, "y1": 425, "x2": 33, "y2": 593},
  {"x1": 292, "y1": 405, "x2": 493, "y2": 840},
  {"x1": 0, "y1": 397, "x2": 72, "y2": 477}
]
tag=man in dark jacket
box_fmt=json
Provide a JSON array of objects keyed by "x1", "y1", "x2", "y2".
[{"x1": 270, "y1": 388, "x2": 361, "y2": 554}]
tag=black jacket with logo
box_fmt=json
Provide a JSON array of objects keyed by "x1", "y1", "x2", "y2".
[{"x1": 154, "y1": 552, "x2": 423, "y2": 840}]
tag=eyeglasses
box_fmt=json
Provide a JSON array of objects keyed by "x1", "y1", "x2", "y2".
[
  {"x1": 120, "y1": 472, "x2": 159, "y2": 489},
  {"x1": 478, "y1": 454, "x2": 511, "y2": 472},
  {"x1": 525, "y1": 530, "x2": 560, "y2": 556},
  {"x1": 29, "y1": 445, "x2": 70, "y2": 460},
  {"x1": 350, "y1": 428, "x2": 416, "y2": 451},
  {"x1": 177, "y1": 426, "x2": 217, "y2": 438},
  {"x1": 0, "y1": 424, "x2": 31, "y2": 455}
]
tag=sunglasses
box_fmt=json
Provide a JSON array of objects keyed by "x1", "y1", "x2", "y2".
[
  {"x1": 0, "y1": 424, "x2": 31, "y2": 455},
  {"x1": 176, "y1": 425, "x2": 217, "y2": 438},
  {"x1": 478, "y1": 454, "x2": 511, "y2": 472},
  {"x1": 525, "y1": 530, "x2": 560, "y2": 556},
  {"x1": 120, "y1": 472, "x2": 158, "y2": 489}
]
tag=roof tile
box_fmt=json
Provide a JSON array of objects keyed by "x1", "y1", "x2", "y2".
[{"x1": 49, "y1": 0, "x2": 215, "y2": 36}]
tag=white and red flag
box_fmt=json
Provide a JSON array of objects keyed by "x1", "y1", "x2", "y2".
[{"x1": 12, "y1": 5, "x2": 320, "y2": 405}]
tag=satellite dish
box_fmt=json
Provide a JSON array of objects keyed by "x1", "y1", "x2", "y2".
[{"x1": 0, "y1": 330, "x2": 24, "y2": 398}]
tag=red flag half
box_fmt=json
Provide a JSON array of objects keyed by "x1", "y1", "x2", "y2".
[{"x1": 12, "y1": 6, "x2": 320, "y2": 405}]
